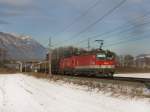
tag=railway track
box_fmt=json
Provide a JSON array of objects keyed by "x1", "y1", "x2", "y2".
[
  {"x1": 113, "y1": 77, "x2": 150, "y2": 90},
  {"x1": 29, "y1": 72, "x2": 150, "y2": 97},
  {"x1": 114, "y1": 77, "x2": 150, "y2": 83},
  {"x1": 51, "y1": 74, "x2": 150, "y2": 91},
  {"x1": 54, "y1": 73, "x2": 150, "y2": 83}
]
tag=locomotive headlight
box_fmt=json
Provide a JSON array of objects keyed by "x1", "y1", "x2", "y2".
[{"x1": 104, "y1": 62, "x2": 109, "y2": 65}]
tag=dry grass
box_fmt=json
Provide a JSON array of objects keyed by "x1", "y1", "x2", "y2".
[
  {"x1": 0, "y1": 67, "x2": 17, "y2": 74},
  {"x1": 25, "y1": 72, "x2": 150, "y2": 98},
  {"x1": 27, "y1": 72, "x2": 49, "y2": 79}
]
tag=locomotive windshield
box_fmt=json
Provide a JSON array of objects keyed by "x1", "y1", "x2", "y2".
[
  {"x1": 96, "y1": 53, "x2": 113, "y2": 60},
  {"x1": 96, "y1": 54, "x2": 106, "y2": 60}
]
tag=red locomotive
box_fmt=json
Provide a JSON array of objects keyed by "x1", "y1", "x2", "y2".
[{"x1": 59, "y1": 51, "x2": 116, "y2": 77}]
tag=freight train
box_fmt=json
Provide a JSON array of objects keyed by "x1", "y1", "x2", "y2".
[
  {"x1": 59, "y1": 51, "x2": 116, "y2": 77},
  {"x1": 37, "y1": 49, "x2": 116, "y2": 77}
]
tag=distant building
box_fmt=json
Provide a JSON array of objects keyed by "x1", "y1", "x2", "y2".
[{"x1": 135, "y1": 54, "x2": 150, "y2": 68}]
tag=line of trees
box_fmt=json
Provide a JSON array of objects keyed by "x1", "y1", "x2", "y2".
[{"x1": 116, "y1": 55, "x2": 134, "y2": 68}]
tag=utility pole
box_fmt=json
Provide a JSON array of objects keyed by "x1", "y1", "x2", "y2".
[
  {"x1": 17, "y1": 61, "x2": 23, "y2": 72},
  {"x1": 95, "y1": 40, "x2": 104, "y2": 50},
  {"x1": 88, "y1": 38, "x2": 90, "y2": 51},
  {"x1": 45, "y1": 62, "x2": 47, "y2": 73},
  {"x1": 20, "y1": 62, "x2": 23, "y2": 72},
  {"x1": 49, "y1": 37, "x2": 52, "y2": 76},
  {"x1": 56, "y1": 48, "x2": 59, "y2": 60},
  {"x1": 24, "y1": 62, "x2": 27, "y2": 72}
]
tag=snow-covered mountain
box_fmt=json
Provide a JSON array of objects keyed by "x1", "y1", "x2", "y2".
[{"x1": 0, "y1": 32, "x2": 47, "y2": 61}]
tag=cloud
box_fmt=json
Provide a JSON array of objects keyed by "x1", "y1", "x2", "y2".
[
  {"x1": 130, "y1": 0, "x2": 143, "y2": 3},
  {"x1": 0, "y1": 20, "x2": 10, "y2": 24},
  {"x1": 0, "y1": 0, "x2": 40, "y2": 18},
  {"x1": 0, "y1": 0, "x2": 33, "y2": 7},
  {"x1": 0, "y1": 11, "x2": 21, "y2": 17}
]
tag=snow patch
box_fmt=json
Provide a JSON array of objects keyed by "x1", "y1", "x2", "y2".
[
  {"x1": 0, "y1": 73, "x2": 149, "y2": 112},
  {"x1": 114, "y1": 73, "x2": 150, "y2": 79}
]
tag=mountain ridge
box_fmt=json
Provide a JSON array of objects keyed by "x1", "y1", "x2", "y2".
[{"x1": 0, "y1": 32, "x2": 47, "y2": 61}]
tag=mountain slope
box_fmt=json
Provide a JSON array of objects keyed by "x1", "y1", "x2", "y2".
[{"x1": 0, "y1": 32, "x2": 47, "y2": 61}]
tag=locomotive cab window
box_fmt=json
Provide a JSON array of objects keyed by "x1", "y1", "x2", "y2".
[
  {"x1": 106, "y1": 54, "x2": 114, "y2": 60},
  {"x1": 96, "y1": 54, "x2": 106, "y2": 60}
]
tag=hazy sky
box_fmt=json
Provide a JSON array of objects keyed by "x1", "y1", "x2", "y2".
[{"x1": 0, "y1": 0, "x2": 150, "y2": 55}]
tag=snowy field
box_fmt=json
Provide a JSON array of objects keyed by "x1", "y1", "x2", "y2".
[
  {"x1": 114, "y1": 73, "x2": 150, "y2": 79},
  {"x1": 0, "y1": 73, "x2": 150, "y2": 112}
]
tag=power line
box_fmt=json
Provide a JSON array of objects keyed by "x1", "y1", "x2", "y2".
[
  {"x1": 75, "y1": 12, "x2": 150, "y2": 46},
  {"x1": 67, "y1": 0, "x2": 126, "y2": 40},
  {"x1": 48, "y1": 37, "x2": 52, "y2": 76},
  {"x1": 55, "y1": 0, "x2": 102, "y2": 36},
  {"x1": 77, "y1": 33, "x2": 150, "y2": 51},
  {"x1": 54, "y1": 0, "x2": 126, "y2": 47},
  {"x1": 105, "y1": 33, "x2": 150, "y2": 48},
  {"x1": 76, "y1": 22, "x2": 150, "y2": 49},
  {"x1": 55, "y1": 19, "x2": 150, "y2": 51},
  {"x1": 76, "y1": 19, "x2": 150, "y2": 48},
  {"x1": 96, "y1": 19, "x2": 150, "y2": 40}
]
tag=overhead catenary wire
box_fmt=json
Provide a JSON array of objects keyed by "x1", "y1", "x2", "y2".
[
  {"x1": 106, "y1": 36, "x2": 150, "y2": 49},
  {"x1": 69, "y1": 0, "x2": 126, "y2": 39},
  {"x1": 76, "y1": 21, "x2": 150, "y2": 50},
  {"x1": 54, "y1": 18, "x2": 150, "y2": 50},
  {"x1": 53, "y1": 0, "x2": 126, "y2": 47},
  {"x1": 105, "y1": 32, "x2": 150, "y2": 48},
  {"x1": 54, "y1": 0, "x2": 102, "y2": 37},
  {"x1": 54, "y1": 1, "x2": 150, "y2": 51},
  {"x1": 82, "y1": 20, "x2": 150, "y2": 47},
  {"x1": 75, "y1": 12, "x2": 150, "y2": 46},
  {"x1": 85, "y1": 32, "x2": 150, "y2": 51}
]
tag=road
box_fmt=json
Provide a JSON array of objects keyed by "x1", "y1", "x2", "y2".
[{"x1": 0, "y1": 73, "x2": 150, "y2": 112}]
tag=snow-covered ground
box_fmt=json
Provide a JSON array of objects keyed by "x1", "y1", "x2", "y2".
[
  {"x1": 0, "y1": 73, "x2": 149, "y2": 112},
  {"x1": 114, "y1": 73, "x2": 150, "y2": 79}
]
